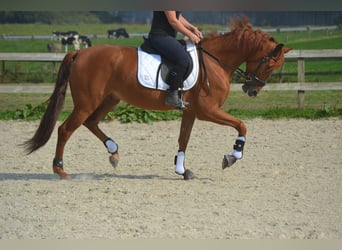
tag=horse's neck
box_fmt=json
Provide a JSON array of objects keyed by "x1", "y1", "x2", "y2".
[{"x1": 203, "y1": 37, "x2": 249, "y2": 73}]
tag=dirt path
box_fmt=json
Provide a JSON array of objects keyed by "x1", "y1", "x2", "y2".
[{"x1": 0, "y1": 118, "x2": 341, "y2": 239}]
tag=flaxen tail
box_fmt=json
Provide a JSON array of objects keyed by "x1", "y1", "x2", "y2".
[{"x1": 24, "y1": 51, "x2": 78, "y2": 154}]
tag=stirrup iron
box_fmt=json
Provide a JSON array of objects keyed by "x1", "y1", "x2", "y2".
[{"x1": 177, "y1": 89, "x2": 189, "y2": 110}]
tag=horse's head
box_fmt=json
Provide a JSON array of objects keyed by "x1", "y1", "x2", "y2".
[
  {"x1": 242, "y1": 43, "x2": 292, "y2": 97},
  {"x1": 200, "y1": 17, "x2": 292, "y2": 97}
]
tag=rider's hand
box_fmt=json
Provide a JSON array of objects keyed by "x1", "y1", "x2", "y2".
[
  {"x1": 193, "y1": 27, "x2": 203, "y2": 39},
  {"x1": 189, "y1": 33, "x2": 201, "y2": 44}
]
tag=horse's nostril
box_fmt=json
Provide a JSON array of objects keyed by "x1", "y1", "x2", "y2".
[
  {"x1": 242, "y1": 85, "x2": 248, "y2": 93},
  {"x1": 247, "y1": 89, "x2": 258, "y2": 97}
]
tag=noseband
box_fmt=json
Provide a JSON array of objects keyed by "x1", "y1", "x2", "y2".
[{"x1": 197, "y1": 43, "x2": 279, "y2": 89}]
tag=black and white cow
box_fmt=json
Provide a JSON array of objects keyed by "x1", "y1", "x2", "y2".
[
  {"x1": 107, "y1": 28, "x2": 129, "y2": 39},
  {"x1": 58, "y1": 32, "x2": 91, "y2": 52},
  {"x1": 78, "y1": 35, "x2": 92, "y2": 48},
  {"x1": 61, "y1": 36, "x2": 80, "y2": 52},
  {"x1": 52, "y1": 30, "x2": 78, "y2": 40}
]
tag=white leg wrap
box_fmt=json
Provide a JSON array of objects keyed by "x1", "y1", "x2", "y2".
[
  {"x1": 232, "y1": 136, "x2": 246, "y2": 159},
  {"x1": 175, "y1": 151, "x2": 185, "y2": 175},
  {"x1": 232, "y1": 150, "x2": 243, "y2": 159},
  {"x1": 104, "y1": 138, "x2": 118, "y2": 154}
]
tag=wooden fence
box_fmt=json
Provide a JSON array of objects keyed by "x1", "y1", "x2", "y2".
[
  {"x1": 0, "y1": 52, "x2": 65, "y2": 79},
  {"x1": 278, "y1": 49, "x2": 342, "y2": 108},
  {"x1": 0, "y1": 50, "x2": 341, "y2": 108}
]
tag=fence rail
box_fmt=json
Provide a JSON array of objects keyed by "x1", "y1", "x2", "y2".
[
  {"x1": 281, "y1": 49, "x2": 342, "y2": 90},
  {"x1": 0, "y1": 52, "x2": 65, "y2": 61},
  {"x1": 0, "y1": 52, "x2": 64, "y2": 79},
  {"x1": 0, "y1": 50, "x2": 341, "y2": 108}
]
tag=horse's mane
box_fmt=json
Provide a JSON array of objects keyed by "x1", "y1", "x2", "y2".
[
  {"x1": 230, "y1": 16, "x2": 277, "y2": 50},
  {"x1": 206, "y1": 16, "x2": 277, "y2": 52}
]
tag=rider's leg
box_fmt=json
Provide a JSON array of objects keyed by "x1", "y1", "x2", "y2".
[
  {"x1": 164, "y1": 64, "x2": 189, "y2": 109},
  {"x1": 148, "y1": 35, "x2": 190, "y2": 109}
]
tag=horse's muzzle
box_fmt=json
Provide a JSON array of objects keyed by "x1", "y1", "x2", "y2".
[{"x1": 242, "y1": 84, "x2": 258, "y2": 97}]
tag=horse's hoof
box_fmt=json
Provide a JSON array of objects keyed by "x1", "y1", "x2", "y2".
[
  {"x1": 109, "y1": 153, "x2": 120, "y2": 168},
  {"x1": 53, "y1": 166, "x2": 70, "y2": 180},
  {"x1": 183, "y1": 169, "x2": 196, "y2": 180},
  {"x1": 222, "y1": 154, "x2": 237, "y2": 169}
]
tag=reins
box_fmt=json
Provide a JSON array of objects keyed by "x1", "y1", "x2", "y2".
[{"x1": 197, "y1": 42, "x2": 211, "y2": 96}]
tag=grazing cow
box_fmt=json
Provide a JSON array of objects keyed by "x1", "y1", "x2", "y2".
[
  {"x1": 79, "y1": 35, "x2": 92, "y2": 48},
  {"x1": 61, "y1": 36, "x2": 80, "y2": 52},
  {"x1": 51, "y1": 30, "x2": 91, "y2": 52},
  {"x1": 52, "y1": 30, "x2": 78, "y2": 40},
  {"x1": 61, "y1": 35, "x2": 92, "y2": 52},
  {"x1": 107, "y1": 28, "x2": 129, "y2": 38}
]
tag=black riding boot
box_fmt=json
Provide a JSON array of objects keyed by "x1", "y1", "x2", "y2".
[
  {"x1": 165, "y1": 89, "x2": 189, "y2": 110},
  {"x1": 165, "y1": 66, "x2": 189, "y2": 110}
]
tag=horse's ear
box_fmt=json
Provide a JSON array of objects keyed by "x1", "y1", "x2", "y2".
[
  {"x1": 272, "y1": 43, "x2": 292, "y2": 57},
  {"x1": 282, "y1": 47, "x2": 292, "y2": 54},
  {"x1": 273, "y1": 44, "x2": 284, "y2": 56}
]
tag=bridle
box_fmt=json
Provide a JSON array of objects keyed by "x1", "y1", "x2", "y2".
[
  {"x1": 197, "y1": 42, "x2": 282, "y2": 93},
  {"x1": 240, "y1": 46, "x2": 282, "y2": 87}
]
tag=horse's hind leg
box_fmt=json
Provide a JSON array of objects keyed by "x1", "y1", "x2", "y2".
[
  {"x1": 83, "y1": 94, "x2": 121, "y2": 168},
  {"x1": 53, "y1": 109, "x2": 90, "y2": 179}
]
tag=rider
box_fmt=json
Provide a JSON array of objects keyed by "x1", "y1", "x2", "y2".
[{"x1": 147, "y1": 11, "x2": 203, "y2": 109}]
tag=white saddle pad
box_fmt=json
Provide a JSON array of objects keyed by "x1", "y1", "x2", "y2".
[{"x1": 137, "y1": 41, "x2": 199, "y2": 91}]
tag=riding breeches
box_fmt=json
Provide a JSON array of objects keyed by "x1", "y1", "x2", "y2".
[{"x1": 148, "y1": 35, "x2": 190, "y2": 89}]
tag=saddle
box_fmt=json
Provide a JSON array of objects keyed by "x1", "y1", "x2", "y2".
[{"x1": 137, "y1": 37, "x2": 199, "y2": 91}]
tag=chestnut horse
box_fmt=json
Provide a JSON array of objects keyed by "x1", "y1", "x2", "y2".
[{"x1": 24, "y1": 18, "x2": 291, "y2": 180}]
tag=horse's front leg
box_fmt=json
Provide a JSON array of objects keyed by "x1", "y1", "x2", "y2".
[
  {"x1": 176, "y1": 111, "x2": 196, "y2": 180},
  {"x1": 221, "y1": 135, "x2": 246, "y2": 169},
  {"x1": 197, "y1": 107, "x2": 247, "y2": 169}
]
